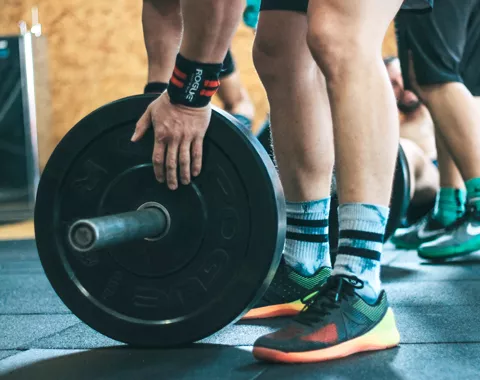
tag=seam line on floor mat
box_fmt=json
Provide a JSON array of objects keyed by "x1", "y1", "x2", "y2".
[{"x1": 16, "y1": 322, "x2": 83, "y2": 350}]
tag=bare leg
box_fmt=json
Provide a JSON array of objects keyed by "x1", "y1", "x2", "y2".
[
  {"x1": 307, "y1": 0, "x2": 403, "y2": 303},
  {"x1": 254, "y1": 11, "x2": 334, "y2": 201},
  {"x1": 251, "y1": 1, "x2": 405, "y2": 360},
  {"x1": 419, "y1": 82, "x2": 480, "y2": 181},
  {"x1": 307, "y1": 0, "x2": 403, "y2": 206},
  {"x1": 253, "y1": 10, "x2": 333, "y2": 276},
  {"x1": 434, "y1": 129, "x2": 464, "y2": 189},
  {"x1": 217, "y1": 71, "x2": 255, "y2": 121}
]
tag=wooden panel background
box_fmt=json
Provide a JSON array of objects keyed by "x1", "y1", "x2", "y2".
[{"x1": 1, "y1": 1, "x2": 398, "y2": 160}]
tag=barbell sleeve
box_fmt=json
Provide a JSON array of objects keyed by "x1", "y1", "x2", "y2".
[{"x1": 68, "y1": 207, "x2": 168, "y2": 252}]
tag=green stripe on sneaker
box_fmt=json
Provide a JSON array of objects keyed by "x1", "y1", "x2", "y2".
[
  {"x1": 288, "y1": 267, "x2": 331, "y2": 290},
  {"x1": 352, "y1": 293, "x2": 387, "y2": 322}
]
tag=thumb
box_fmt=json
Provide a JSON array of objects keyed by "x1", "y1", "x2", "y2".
[{"x1": 132, "y1": 106, "x2": 152, "y2": 142}]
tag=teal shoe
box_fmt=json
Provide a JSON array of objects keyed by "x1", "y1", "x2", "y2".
[
  {"x1": 391, "y1": 212, "x2": 446, "y2": 250},
  {"x1": 418, "y1": 206, "x2": 480, "y2": 261}
]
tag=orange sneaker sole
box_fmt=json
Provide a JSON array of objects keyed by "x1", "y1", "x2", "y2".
[
  {"x1": 242, "y1": 301, "x2": 304, "y2": 320},
  {"x1": 253, "y1": 308, "x2": 400, "y2": 363}
]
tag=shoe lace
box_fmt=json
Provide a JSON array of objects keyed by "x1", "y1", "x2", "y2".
[{"x1": 296, "y1": 275, "x2": 364, "y2": 326}]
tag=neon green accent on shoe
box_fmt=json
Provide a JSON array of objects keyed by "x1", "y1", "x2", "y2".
[{"x1": 288, "y1": 267, "x2": 331, "y2": 289}]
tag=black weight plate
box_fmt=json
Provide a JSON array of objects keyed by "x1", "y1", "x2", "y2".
[
  {"x1": 35, "y1": 94, "x2": 286, "y2": 347},
  {"x1": 389, "y1": 145, "x2": 412, "y2": 233},
  {"x1": 329, "y1": 144, "x2": 411, "y2": 252}
]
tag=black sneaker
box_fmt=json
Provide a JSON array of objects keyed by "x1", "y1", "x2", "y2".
[
  {"x1": 242, "y1": 259, "x2": 331, "y2": 319},
  {"x1": 252, "y1": 275, "x2": 400, "y2": 363},
  {"x1": 390, "y1": 212, "x2": 446, "y2": 249}
]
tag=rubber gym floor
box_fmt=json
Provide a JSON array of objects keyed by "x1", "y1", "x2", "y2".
[{"x1": 0, "y1": 239, "x2": 479, "y2": 379}]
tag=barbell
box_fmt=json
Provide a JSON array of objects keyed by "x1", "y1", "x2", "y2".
[{"x1": 35, "y1": 94, "x2": 410, "y2": 347}]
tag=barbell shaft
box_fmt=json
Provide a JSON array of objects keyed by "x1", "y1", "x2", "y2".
[{"x1": 68, "y1": 208, "x2": 168, "y2": 252}]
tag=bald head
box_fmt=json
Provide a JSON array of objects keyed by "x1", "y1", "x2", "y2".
[{"x1": 384, "y1": 56, "x2": 422, "y2": 114}]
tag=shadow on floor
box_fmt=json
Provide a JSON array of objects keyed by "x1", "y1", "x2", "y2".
[{"x1": 0, "y1": 343, "x2": 406, "y2": 380}]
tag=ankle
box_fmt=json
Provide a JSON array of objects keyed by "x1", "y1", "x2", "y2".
[
  {"x1": 332, "y1": 256, "x2": 381, "y2": 303},
  {"x1": 283, "y1": 198, "x2": 332, "y2": 276},
  {"x1": 333, "y1": 203, "x2": 389, "y2": 302}
]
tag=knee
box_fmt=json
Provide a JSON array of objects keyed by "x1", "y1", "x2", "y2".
[
  {"x1": 306, "y1": 22, "x2": 375, "y2": 82},
  {"x1": 253, "y1": 38, "x2": 288, "y2": 86}
]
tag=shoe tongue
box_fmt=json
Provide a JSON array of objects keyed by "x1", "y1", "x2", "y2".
[
  {"x1": 302, "y1": 276, "x2": 359, "y2": 310},
  {"x1": 310, "y1": 276, "x2": 347, "y2": 305},
  {"x1": 297, "y1": 281, "x2": 344, "y2": 324}
]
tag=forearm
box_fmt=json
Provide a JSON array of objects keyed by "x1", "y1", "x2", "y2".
[
  {"x1": 179, "y1": 0, "x2": 245, "y2": 63},
  {"x1": 142, "y1": 0, "x2": 182, "y2": 83}
]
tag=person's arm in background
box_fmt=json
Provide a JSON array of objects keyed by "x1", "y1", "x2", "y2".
[{"x1": 133, "y1": 0, "x2": 246, "y2": 190}]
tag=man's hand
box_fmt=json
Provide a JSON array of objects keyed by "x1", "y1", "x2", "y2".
[{"x1": 132, "y1": 92, "x2": 211, "y2": 190}]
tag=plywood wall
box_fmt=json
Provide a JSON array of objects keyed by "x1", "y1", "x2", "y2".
[
  {"x1": 1, "y1": 1, "x2": 397, "y2": 165},
  {"x1": 383, "y1": 23, "x2": 398, "y2": 57}
]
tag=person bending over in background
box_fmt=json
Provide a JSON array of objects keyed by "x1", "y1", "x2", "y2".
[
  {"x1": 394, "y1": 0, "x2": 480, "y2": 260},
  {"x1": 383, "y1": 56, "x2": 444, "y2": 249},
  {"x1": 141, "y1": 0, "x2": 255, "y2": 128}
]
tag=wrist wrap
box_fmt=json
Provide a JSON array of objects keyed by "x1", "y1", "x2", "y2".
[{"x1": 167, "y1": 54, "x2": 222, "y2": 107}]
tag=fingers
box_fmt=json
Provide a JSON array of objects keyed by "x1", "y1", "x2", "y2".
[
  {"x1": 152, "y1": 140, "x2": 166, "y2": 183},
  {"x1": 166, "y1": 140, "x2": 180, "y2": 190},
  {"x1": 179, "y1": 140, "x2": 192, "y2": 186},
  {"x1": 132, "y1": 106, "x2": 152, "y2": 142},
  {"x1": 156, "y1": 138, "x2": 200, "y2": 188},
  {"x1": 191, "y1": 138, "x2": 203, "y2": 177}
]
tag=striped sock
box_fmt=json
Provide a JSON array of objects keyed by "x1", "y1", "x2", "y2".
[
  {"x1": 332, "y1": 203, "x2": 389, "y2": 303},
  {"x1": 283, "y1": 197, "x2": 331, "y2": 276}
]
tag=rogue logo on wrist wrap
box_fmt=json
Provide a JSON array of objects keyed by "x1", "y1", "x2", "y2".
[{"x1": 168, "y1": 54, "x2": 223, "y2": 108}]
